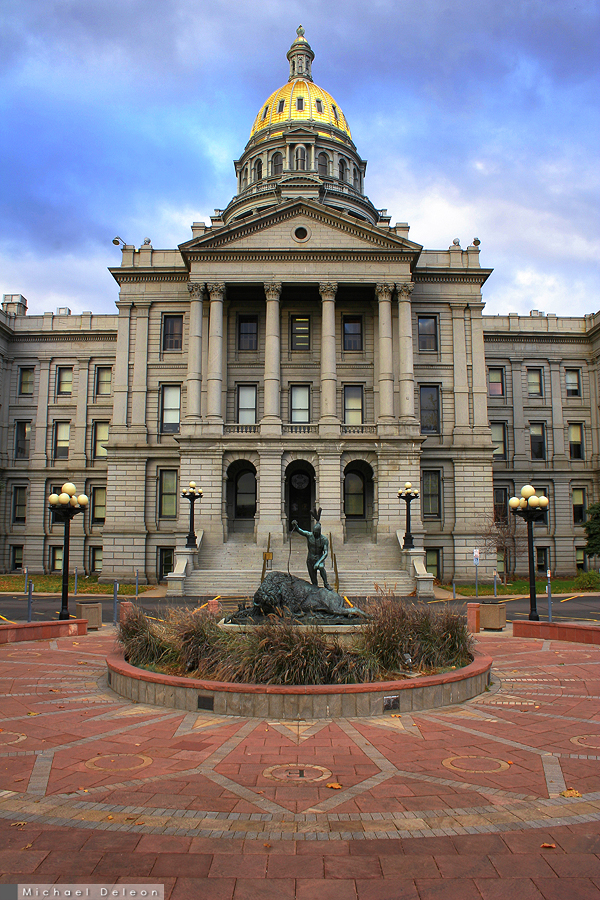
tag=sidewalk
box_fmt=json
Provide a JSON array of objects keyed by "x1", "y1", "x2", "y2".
[{"x1": 1, "y1": 629, "x2": 599, "y2": 898}]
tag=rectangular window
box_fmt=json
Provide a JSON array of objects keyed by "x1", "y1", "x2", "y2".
[
  {"x1": 93, "y1": 422, "x2": 109, "y2": 458},
  {"x1": 160, "y1": 385, "x2": 181, "y2": 433},
  {"x1": 95, "y1": 366, "x2": 112, "y2": 396},
  {"x1": 573, "y1": 488, "x2": 586, "y2": 525},
  {"x1": 494, "y1": 487, "x2": 508, "y2": 523},
  {"x1": 158, "y1": 548, "x2": 175, "y2": 580},
  {"x1": 19, "y1": 367, "x2": 34, "y2": 395},
  {"x1": 533, "y1": 486, "x2": 549, "y2": 526},
  {"x1": 90, "y1": 547, "x2": 103, "y2": 573},
  {"x1": 417, "y1": 316, "x2": 438, "y2": 351},
  {"x1": 425, "y1": 549, "x2": 440, "y2": 580},
  {"x1": 238, "y1": 316, "x2": 258, "y2": 351},
  {"x1": 530, "y1": 423, "x2": 545, "y2": 460},
  {"x1": 569, "y1": 423, "x2": 583, "y2": 459},
  {"x1": 291, "y1": 315, "x2": 310, "y2": 350},
  {"x1": 566, "y1": 369, "x2": 581, "y2": 397},
  {"x1": 315, "y1": 98, "x2": 323, "y2": 114},
  {"x1": 497, "y1": 549, "x2": 505, "y2": 575},
  {"x1": 343, "y1": 385, "x2": 363, "y2": 425},
  {"x1": 422, "y1": 471, "x2": 441, "y2": 518},
  {"x1": 290, "y1": 385, "x2": 310, "y2": 423},
  {"x1": 237, "y1": 385, "x2": 257, "y2": 424},
  {"x1": 420, "y1": 385, "x2": 440, "y2": 434},
  {"x1": 11, "y1": 546, "x2": 23, "y2": 571},
  {"x1": 488, "y1": 368, "x2": 505, "y2": 396},
  {"x1": 15, "y1": 422, "x2": 31, "y2": 460},
  {"x1": 490, "y1": 422, "x2": 507, "y2": 459},
  {"x1": 53, "y1": 422, "x2": 70, "y2": 460},
  {"x1": 162, "y1": 315, "x2": 183, "y2": 351},
  {"x1": 527, "y1": 368, "x2": 543, "y2": 396},
  {"x1": 57, "y1": 367, "x2": 73, "y2": 395},
  {"x1": 158, "y1": 470, "x2": 177, "y2": 518},
  {"x1": 343, "y1": 316, "x2": 363, "y2": 351},
  {"x1": 51, "y1": 546, "x2": 63, "y2": 572},
  {"x1": 536, "y1": 547, "x2": 549, "y2": 574},
  {"x1": 12, "y1": 486, "x2": 26, "y2": 524},
  {"x1": 91, "y1": 486, "x2": 106, "y2": 524},
  {"x1": 576, "y1": 548, "x2": 586, "y2": 571}
]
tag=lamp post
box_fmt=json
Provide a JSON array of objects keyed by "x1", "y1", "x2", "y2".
[
  {"x1": 508, "y1": 484, "x2": 549, "y2": 621},
  {"x1": 181, "y1": 481, "x2": 202, "y2": 549},
  {"x1": 398, "y1": 481, "x2": 419, "y2": 550},
  {"x1": 48, "y1": 483, "x2": 89, "y2": 621}
]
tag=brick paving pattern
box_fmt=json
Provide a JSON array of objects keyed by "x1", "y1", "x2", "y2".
[{"x1": 0, "y1": 629, "x2": 599, "y2": 897}]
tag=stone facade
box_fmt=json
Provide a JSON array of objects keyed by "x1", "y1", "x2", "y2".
[{"x1": 2, "y1": 31, "x2": 596, "y2": 585}]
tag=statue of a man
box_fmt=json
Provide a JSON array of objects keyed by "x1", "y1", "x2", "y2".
[{"x1": 291, "y1": 519, "x2": 331, "y2": 590}]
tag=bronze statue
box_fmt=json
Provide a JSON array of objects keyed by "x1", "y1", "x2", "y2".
[{"x1": 291, "y1": 508, "x2": 331, "y2": 590}]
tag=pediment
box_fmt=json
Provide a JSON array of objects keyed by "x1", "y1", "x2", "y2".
[{"x1": 180, "y1": 200, "x2": 422, "y2": 257}]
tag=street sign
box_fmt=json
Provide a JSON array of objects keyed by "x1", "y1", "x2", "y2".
[{"x1": 473, "y1": 548, "x2": 480, "y2": 566}]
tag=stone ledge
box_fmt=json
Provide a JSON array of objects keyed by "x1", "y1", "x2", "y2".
[
  {"x1": 513, "y1": 621, "x2": 600, "y2": 645},
  {"x1": 0, "y1": 619, "x2": 88, "y2": 644},
  {"x1": 106, "y1": 650, "x2": 492, "y2": 719}
]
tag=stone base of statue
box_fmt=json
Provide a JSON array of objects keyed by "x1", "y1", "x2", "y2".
[{"x1": 223, "y1": 571, "x2": 368, "y2": 626}]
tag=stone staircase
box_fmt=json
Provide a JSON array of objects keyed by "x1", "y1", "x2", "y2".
[{"x1": 180, "y1": 532, "x2": 415, "y2": 600}]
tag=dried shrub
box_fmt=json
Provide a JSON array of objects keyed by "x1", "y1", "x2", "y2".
[{"x1": 117, "y1": 605, "x2": 178, "y2": 669}]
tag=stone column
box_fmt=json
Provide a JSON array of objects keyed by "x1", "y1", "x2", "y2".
[
  {"x1": 206, "y1": 283, "x2": 225, "y2": 423},
  {"x1": 131, "y1": 302, "x2": 151, "y2": 429},
  {"x1": 112, "y1": 302, "x2": 132, "y2": 428},
  {"x1": 451, "y1": 302, "x2": 470, "y2": 436},
  {"x1": 375, "y1": 283, "x2": 395, "y2": 423},
  {"x1": 186, "y1": 282, "x2": 205, "y2": 422},
  {"x1": 72, "y1": 357, "x2": 90, "y2": 462},
  {"x1": 33, "y1": 359, "x2": 50, "y2": 462},
  {"x1": 550, "y1": 361, "x2": 566, "y2": 462},
  {"x1": 469, "y1": 305, "x2": 489, "y2": 431},
  {"x1": 319, "y1": 282, "x2": 339, "y2": 432},
  {"x1": 262, "y1": 282, "x2": 282, "y2": 432},
  {"x1": 511, "y1": 359, "x2": 526, "y2": 462},
  {"x1": 396, "y1": 282, "x2": 415, "y2": 420}
]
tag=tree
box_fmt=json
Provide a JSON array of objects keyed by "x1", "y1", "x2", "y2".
[
  {"x1": 478, "y1": 511, "x2": 527, "y2": 584},
  {"x1": 584, "y1": 502, "x2": 600, "y2": 560}
]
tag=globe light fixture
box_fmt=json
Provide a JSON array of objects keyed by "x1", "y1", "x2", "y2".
[
  {"x1": 398, "y1": 481, "x2": 419, "y2": 550},
  {"x1": 48, "y1": 482, "x2": 89, "y2": 620},
  {"x1": 508, "y1": 484, "x2": 549, "y2": 621},
  {"x1": 181, "y1": 481, "x2": 203, "y2": 549}
]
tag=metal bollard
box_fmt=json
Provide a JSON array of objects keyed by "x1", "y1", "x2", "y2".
[
  {"x1": 547, "y1": 568, "x2": 552, "y2": 623},
  {"x1": 493, "y1": 570, "x2": 497, "y2": 598},
  {"x1": 74, "y1": 566, "x2": 78, "y2": 597},
  {"x1": 24, "y1": 567, "x2": 29, "y2": 595},
  {"x1": 27, "y1": 581, "x2": 33, "y2": 623},
  {"x1": 135, "y1": 569, "x2": 139, "y2": 603},
  {"x1": 113, "y1": 582, "x2": 119, "y2": 625},
  {"x1": 452, "y1": 581, "x2": 456, "y2": 600}
]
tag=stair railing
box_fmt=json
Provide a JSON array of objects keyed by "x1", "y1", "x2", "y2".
[{"x1": 261, "y1": 533, "x2": 272, "y2": 582}]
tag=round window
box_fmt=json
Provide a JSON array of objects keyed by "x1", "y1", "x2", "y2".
[{"x1": 294, "y1": 226, "x2": 308, "y2": 240}]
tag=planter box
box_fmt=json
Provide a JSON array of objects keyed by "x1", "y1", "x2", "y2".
[
  {"x1": 480, "y1": 602, "x2": 506, "y2": 631},
  {"x1": 75, "y1": 601, "x2": 103, "y2": 630}
]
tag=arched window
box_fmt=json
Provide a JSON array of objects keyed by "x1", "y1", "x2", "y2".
[
  {"x1": 235, "y1": 470, "x2": 256, "y2": 519},
  {"x1": 254, "y1": 159, "x2": 263, "y2": 181},
  {"x1": 295, "y1": 146, "x2": 306, "y2": 170},
  {"x1": 344, "y1": 472, "x2": 365, "y2": 517},
  {"x1": 241, "y1": 167, "x2": 248, "y2": 190},
  {"x1": 317, "y1": 153, "x2": 328, "y2": 177},
  {"x1": 353, "y1": 167, "x2": 360, "y2": 190},
  {"x1": 271, "y1": 152, "x2": 283, "y2": 176},
  {"x1": 338, "y1": 159, "x2": 346, "y2": 182}
]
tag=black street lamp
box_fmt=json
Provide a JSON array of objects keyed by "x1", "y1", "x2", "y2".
[
  {"x1": 398, "y1": 481, "x2": 419, "y2": 550},
  {"x1": 48, "y1": 483, "x2": 89, "y2": 621},
  {"x1": 509, "y1": 484, "x2": 549, "y2": 621},
  {"x1": 181, "y1": 481, "x2": 203, "y2": 549}
]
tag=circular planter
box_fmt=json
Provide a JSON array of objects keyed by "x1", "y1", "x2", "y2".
[{"x1": 106, "y1": 650, "x2": 492, "y2": 719}]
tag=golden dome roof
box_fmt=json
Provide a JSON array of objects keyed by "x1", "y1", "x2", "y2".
[{"x1": 249, "y1": 27, "x2": 351, "y2": 143}]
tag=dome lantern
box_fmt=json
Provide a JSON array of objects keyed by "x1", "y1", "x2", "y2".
[{"x1": 287, "y1": 25, "x2": 314, "y2": 82}]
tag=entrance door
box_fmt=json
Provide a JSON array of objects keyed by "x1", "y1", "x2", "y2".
[{"x1": 288, "y1": 470, "x2": 312, "y2": 531}]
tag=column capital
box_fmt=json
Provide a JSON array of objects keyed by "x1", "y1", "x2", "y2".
[
  {"x1": 187, "y1": 282, "x2": 205, "y2": 299},
  {"x1": 375, "y1": 283, "x2": 394, "y2": 302},
  {"x1": 207, "y1": 282, "x2": 226, "y2": 300},
  {"x1": 319, "y1": 282, "x2": 337, "y2": 301},
  {"x1": 264, "y1": 281, "x2": 282, "y2": 301},
  {"x1": 396, "y1": 281, "x2": 415, "y2": 299}
]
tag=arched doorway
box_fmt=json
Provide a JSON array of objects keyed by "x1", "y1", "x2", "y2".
[
  {"x1": 285, "y1": 460, "x2": 316, "y2": 532},
  {"x1": 343, "y1": 461, "x2": 374, "y2": 539},
  {"x1": 226, "y1": 460, "x2": 257, "y2": 534}
]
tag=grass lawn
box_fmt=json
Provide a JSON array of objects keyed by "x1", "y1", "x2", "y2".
[
  {"x1": 442, "y1": 578, "x2": 593, "y2": 597},
  {"x1": 0, "y1": 574, "x2": 155, "y2": 595}
]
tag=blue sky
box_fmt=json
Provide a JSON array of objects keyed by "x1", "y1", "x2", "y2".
[{"x1": 1, "y1": 0, "x2": 598, "y2": 318}]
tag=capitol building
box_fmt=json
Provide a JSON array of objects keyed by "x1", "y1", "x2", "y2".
[{"x1": 3, "y1": 28, "x2": 597, "y2": 594}]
